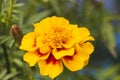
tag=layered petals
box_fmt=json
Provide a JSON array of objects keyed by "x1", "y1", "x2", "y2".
[
  {"x1": 71, "y1": 29, "x2": 81, "y2": 43},
  {"x1": 78, "y1": 27, "x2": 94, "y2": 43},
  {"x1": 62, "y1": 38, "x2": 76, "y2": 48},
  {"x1": 63, "y1": 54, "x2": 86, "y2": 71},
  {"x1": 39, "y1": 45, "x2": 51, "y2": 53},
  {"x1": 23, "y1": 51, "x2": 40, "y2": 66},
  {"x1": 49, "y1": 16, "x2": 69, "y2": 28},
  {"x1": 52, "y1": 48, "x2": 74, "y2": 59},
  {"x1": 20, "y1": 32, "x2": 38, "y2": 51},
  {"x1": 20, "y1": 16, "x2": 94, "y2": 79},
  {"x1": 34, "y1": 18, "x2": 51, "y2": 34},
  {"x1": 36, "y1": 36, "x2": 46, "y2": 47},
  {"x1": 38, "y1": 54, "x2": 63, "y2": 79},
  {"x1": 79, "y1": 27, "x2": 90, "y2": 37},
  {"x1": 80, "y1": 42, "x2": 94, "y2": 55},
  {"x1": 62, "y1": 43, "x2": 94, "y2": 71},
  {"x1": 23, "y1": 50, "x2": 50, "y2": 66}
]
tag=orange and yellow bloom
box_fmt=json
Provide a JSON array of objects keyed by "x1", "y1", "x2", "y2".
[{"x1": 20, "y1": 16, "x2": 94, "y2": 79}]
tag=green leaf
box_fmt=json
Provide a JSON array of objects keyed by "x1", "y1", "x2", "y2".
[
  {"x1": 2, "y1": 72, "x2": 18, "y2": 80},
  {"x1": 97, "y1": 64, "x2": 120, "y2": 80},
  {"x1": 13, "y1": 3, "x2": 24, "y2": 8},
  {"x1": 101, "y1": 19, "x2": 117, "y2": 58},
  {"x1": 0, "y1": 35, "x2": 9, "y2": 45},
  {"x1": 50, "y1": 0, "x2": 61, "y2": 15},
  {"x1": 7, "y1": 38, "x2": 14, "y2": 48},
  {"x1": 12, "y1": 9, "x2": 20, "y2": 13},
  {"x1": 13, "y1": 58, "x2": 23, "y2": 67},
  {"x1": 0, "y1": 69, "x2": 7, "y2": 79},
  {"x1": 113, "y1": 75, "x2": 120, "y2": 80},
  {"x1": 26, "y1": 10, "x2": 52, "y2": 25}
]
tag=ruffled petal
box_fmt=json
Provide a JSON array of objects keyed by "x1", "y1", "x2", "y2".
[
  {"x1": 38, "y1": 54, "x2": 63, "y2": 79},
  {"x1": 34, "y1": 18, "x2": 51, "y2": 34},
  {"x1": 80, "y1": 42, "x2": 94, "y2": 55},
  {"x1": 78, "y1": 27, "x2": 94, "y2": 43},
  {"x1": 39, "y1": 45, "x2": 51, "y2": 54},
  {"x1": 37, "y1": 49, "x2": 50, "y2": 60},
  {"x1": 62, "y1": 24, "x2": 78, "y2": 48},
  {"x1": 52, "y1": 48, "x2": 74, "y2": 59},
  {"x1": 71, "y1": 28, "x2": 81, "y2": 43},
  {"x1": 23, "y1": 51, "x2": 40, "y2": 66},
  {"x1": 62, "y1": 43, "x2": 94, "y2": 71},
  {"x1": 79, "y1": 27, "x2": 90, "y2": 37},
  {"x1": 63, "y1": 55, "x2": 86, "y2": 71},
  {"x1": 80, "y1": 36, "x2": 94, "y2": 43},
  {"x1": 20, "y1": 32, "x2": 38, "y2": 51},
  {"x1": 23, "y1": 50, "x2": 50, "y2": 66},
  {"x1": 50, "y1": 16, "x2": 69, "y2": 28},
  {"x1": 36, "y1": 36, "x2": 46, "y2": 47},
  {"x1": 62, "y1": 38, "x2": 76, "y2": 48}
]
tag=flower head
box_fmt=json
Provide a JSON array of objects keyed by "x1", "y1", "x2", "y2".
[{"x1": 20, "y1": 16, "x2": 94, "y2": 79}]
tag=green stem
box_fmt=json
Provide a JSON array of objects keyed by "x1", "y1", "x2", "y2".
[
  {"x1": 5, "y1": 0, "x2": 13, "y2": 33},
  {"x1": 2, "y1": 44, "x2": 11, "y2": 74},
  {"x1": 0, "y1": 0, "x2": 3, "y2": 13},
  {"x1": 29, "y1": 68, "x2": 34, "y2": 80},
  {"x1": 8, "y1": 0, "x2": 13, "y2": 19}
]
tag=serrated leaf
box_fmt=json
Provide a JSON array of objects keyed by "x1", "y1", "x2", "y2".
[
  {"x1": 0, "y1": 69, "x2": 7, "y2": 79},
  {"x1": 26, "y1": 10, "x2": 52, "y2": 24}
]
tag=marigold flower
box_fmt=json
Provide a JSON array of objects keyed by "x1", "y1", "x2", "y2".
[{"x1": 20, "y1": 16, "x2": 94, "y2": 79}]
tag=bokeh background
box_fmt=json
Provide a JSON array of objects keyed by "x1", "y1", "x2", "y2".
[{"x1": 0, "y1": 0, "x2": 120, "y2": 80}]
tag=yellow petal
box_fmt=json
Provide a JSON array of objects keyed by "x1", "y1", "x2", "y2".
[
  {"x1": 62, "y1": 24, "x2": 78, "y2": 48},
  {"x1": 62, "y1": 38, "x2": 76, "y2": 48},
  {"x1": 23, "y1": 51, "x2": 40, "y2": 66},
  {"x1": 84, "y1": 59, "x2": 89, "y2": 66},
  {"x1": 80, "y1": 36, "x2": 95, "y2": 43},
  {"x1": 71, "y1": 28, "x2": 81, "y2": 43},
  {"x1": 63, "y1": 54, "x2": 86, "y2": 71},
  {"x1": 23, "y1": 50, "x2": 50, "y2": 67},
  {"x1": 20, "y1": 32, "x2": 38, "y2": 51},
  {"x1": 52, "y1": 48, "x2": 74, "y2": 59},
  {"x1": 78, "y1": 27, "x2": 94, "y2": 43},
  {"x1": 39, "y1": 45, "x2": 51, "y2": 53},
  {"x1": 88, "y1": 36, "x2": 94, "y2": 41},
  {"x1": 50, "y1": 16, "x2": 69, "y2": 28},
  {"x1": 79, "y1": 27, "x2": 90, "y2": 37},
  {"x1": 38, "y1": 54, "x2": 63, "y2": 79},
  {"x1": 62, "y1": 42, "x2": 94, "y2": 71},
  {"x1": 36, "y1": 36, "x2": 46, "y2": 47},
  {"x1": 80, "y1": 42, "x2": 94, "y2": 55},
  {"x1": 68, "y1": 24, "x2": 78, "y2": 29},
  {"x1": 34, "y1": 18, "x2": 51, "y2": 34}
]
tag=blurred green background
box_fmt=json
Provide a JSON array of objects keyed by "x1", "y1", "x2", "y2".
[{"x1": 0, "y1": 0, "x2": 120, "y2": 80}]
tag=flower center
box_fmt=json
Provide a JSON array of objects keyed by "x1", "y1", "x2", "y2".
[{"x1": 45, "y1": 27, "x2": 71, "y2": 49}]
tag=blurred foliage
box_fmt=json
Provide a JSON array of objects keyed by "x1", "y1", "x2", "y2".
[{"x1": 0, "y1": 0, "x2": 120, "y2": 80}]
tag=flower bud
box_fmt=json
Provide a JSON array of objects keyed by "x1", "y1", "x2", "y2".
[{"x1": 11, "y1": 24, "x2": 23, "y2": 45}]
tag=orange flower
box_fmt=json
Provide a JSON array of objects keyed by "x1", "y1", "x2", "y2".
[{"x1": 20, "y1": 16, "x2": 94, "y2": 79}]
